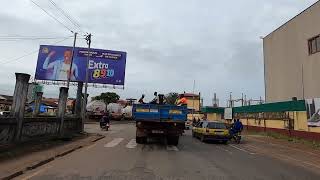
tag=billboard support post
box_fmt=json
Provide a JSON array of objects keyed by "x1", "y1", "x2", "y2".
[
  {"x1": 82, "y1": 33, "x2": 91, "y2": 132},
  {"x1": 66, "y1": 32, "x2": 77, "y2": 88}
]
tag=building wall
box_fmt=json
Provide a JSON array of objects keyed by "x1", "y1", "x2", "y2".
[
  {"x1": 264, "y1": 1, "x2": 320, "y2": 102},
  {"x1": 207, "y1": 113, "x2": 222, "y2": 121},
  {"x1": 186, "y1": 98, "x2": 200, "y2": 111}
]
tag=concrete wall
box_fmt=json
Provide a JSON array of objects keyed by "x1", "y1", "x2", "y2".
[
  {"x1": 236, "y1": 111, "x2": 320, "y2": 141},
  {"x1": 0, "y1": 117, "x2": 80, "y2": 145},
  {"x1": 264, "y1": 1, "x2": 320, "y2": 102}
]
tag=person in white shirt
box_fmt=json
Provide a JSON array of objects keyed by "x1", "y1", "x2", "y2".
[{"x1": 42, "y1": 49, "x2": 79, "y2": 81}]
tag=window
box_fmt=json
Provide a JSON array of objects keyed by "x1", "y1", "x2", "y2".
[
  {"x1": 308, "y1": 35, "x2": 320, "y2": 54},
  {"x1": 207, "y1": 122, "x2": 226, "y2": 129}
]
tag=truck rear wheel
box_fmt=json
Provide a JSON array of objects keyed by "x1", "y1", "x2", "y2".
[
  {"x1": 167, "y1": 136, "x2": 179, "y2": 146},
  {"x1": 136, "y1": 136, "x2": 147, "y2": 144}
]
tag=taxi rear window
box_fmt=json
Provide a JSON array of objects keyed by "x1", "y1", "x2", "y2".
[{"x1": 207, "y1": 122, "x2": 226, "y2": 129}]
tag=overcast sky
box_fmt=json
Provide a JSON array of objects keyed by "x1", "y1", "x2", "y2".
[{"x1": 0, "y1": 0, "x2": 317, "y2": 106}]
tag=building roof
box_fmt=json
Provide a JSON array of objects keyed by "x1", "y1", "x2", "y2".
[
  {"x1": 0, "y1": 100, "x2": 12, "y2": 105},
  {"x1": 0, "y1": 94, "x2": 13, "y2": 101},
  {"x1": 264, "y1": 1, "x2": 320, "y2": 39},
  {"x1": 181, "y1": 93, "x2": 199, "y2": 98}
]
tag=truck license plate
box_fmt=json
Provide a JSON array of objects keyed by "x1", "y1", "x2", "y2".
[
  {"x1": 169, "y1": 110, "x2": 182, "y2": 114},
  {"x1": 152, "y1": 130, "x2": 164, "y2": 134}
]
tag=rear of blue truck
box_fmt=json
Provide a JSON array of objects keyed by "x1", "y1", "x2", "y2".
[{"x1": 133, "y1": 104, "x2": 188, "y2": 145}]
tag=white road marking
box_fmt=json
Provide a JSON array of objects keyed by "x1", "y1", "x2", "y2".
[
  {"x1": 166, "y1": 145, "x2": 179, "y2": 151},
  {"x1": 216, "y1": 146, "x2": 233, "y2": 154},
  {"x1": 229, "y1": 144, "x2": 255, "y2": 155},
  {"x1": 104, "y1": 138, "x2": 124, "y2": 148},
  {"x1": 126, "y1": 139, "x2": 137, "y2": 149}
]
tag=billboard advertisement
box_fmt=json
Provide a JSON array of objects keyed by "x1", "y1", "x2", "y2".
[{"x1": 35, "y1": 45, "x2": 126, "y2": 85}]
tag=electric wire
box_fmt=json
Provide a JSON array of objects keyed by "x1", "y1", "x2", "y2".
[
  {"x1": 29, "y1": 0, "x2": 74, "y2": 33},
  {"x1": 0, "y1": 37, "x2": 72, "y2": 65}
]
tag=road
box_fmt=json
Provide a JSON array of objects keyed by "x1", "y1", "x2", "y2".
[{"x1": 16, "y1": 122, "x2": 320, "y2": 180}]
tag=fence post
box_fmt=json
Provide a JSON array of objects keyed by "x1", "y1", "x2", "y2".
[
  {"x1": 32, "y1": 92, "x2": 43, "y2": 117},
  {"x1": 75, "y1": 82, "x2": 83, "y2": 117},
  {"x1": 57, "y1": 87, "x2": 69, "y2": 136},
  {"x1": 12, "y1": 73, "x2": 30, "y2": 142}
]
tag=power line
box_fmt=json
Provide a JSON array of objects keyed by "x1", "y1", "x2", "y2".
[
  {"x1": 0, "y1": 36, "x2": 73, "y2": 41},
  {"x1": 48, "y1": 0, "x2": 83, "y2": 33},
  {"x1": 0, "y1": 37, "x2": 72, "y2": 65},
  {"x1": 29, "y1": 0, "x2": 74, "y2": 33}
]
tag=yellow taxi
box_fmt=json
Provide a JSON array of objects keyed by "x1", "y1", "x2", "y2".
[{"x1": 192, "y1": 121, "x2": 229, "y2": 143}]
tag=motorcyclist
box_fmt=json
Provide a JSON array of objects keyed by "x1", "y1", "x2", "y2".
[
  {"x1": 229, "y1": 119, "x2": 243, "y2": 137},
  {"x1": 100, "y1": 111, "x2": 110, "y2": 128}
]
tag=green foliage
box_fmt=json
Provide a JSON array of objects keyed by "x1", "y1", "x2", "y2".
[
  {"x1": 165, "y1": 92, "x2": 179, "y2": 105},
  {"x1": 92, "y1": 92, "x2": 120, "y2": 104}
]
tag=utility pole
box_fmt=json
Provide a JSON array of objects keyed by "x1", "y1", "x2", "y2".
[
  {"x1": 241, "y1": 93, "x2": 244, "y2": 106},
  {"x1": 244, "y1": 95, "x2": 247, "y2": 106},
  {"x1": 229, "y1": 92, "x2": 232, "y2": 108},
  {"x1": 67, "y1": 32, "x2": 78, "y2": 88},
  {"x1": 82, "y1": 33, "x2": 91, "y2": 132},
  {"x1": 192, "y1": 80, "x2": 195, "y2": 120}
]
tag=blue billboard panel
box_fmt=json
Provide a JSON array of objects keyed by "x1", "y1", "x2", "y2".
[{"x1": 35, "y1": 45, "x2": 126, "y2": 85}]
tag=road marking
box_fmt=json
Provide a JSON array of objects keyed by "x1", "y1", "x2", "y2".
[
  {"x1": 166, "y1": 145, "x2": 179, "y2": 151},
  {"x1": 85, "y1": 143, "x2": 97, "y2": 150},
  {"x1": 229, "y1": 144, "x2": 255, "y2": 155},
  {"x1": 216, "y1": 146, "x2": 232, "y2": 154},
  {"x1": 126, "y1": 139, "x2": 137, "y2": 149},
  {"x1": 104, "y1": 138, "x2": 124, "y2": 148}
]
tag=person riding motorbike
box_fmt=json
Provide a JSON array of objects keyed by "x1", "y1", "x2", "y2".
[
  {"x1": 100, "y1": 112, "x2": 110, "y2": 129},
  {"x1": 229, "y1": 119, "x2": 243, "y2": 143}
]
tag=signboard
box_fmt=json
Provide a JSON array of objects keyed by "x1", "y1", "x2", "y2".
[
  {"x1": 224, "y1": 108, "x2": 233, "y2": 120},
  {"x1": 305, "y1": 98, "x2": 320, "y2": 127},
  {"x1": 35, "y1": 45, "x2": 126, "y2": 85}
]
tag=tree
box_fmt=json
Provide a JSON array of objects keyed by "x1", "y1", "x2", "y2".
[
  {"x1": 92, "y1": 92, "x2": 120, "y2": 104},
  {"x1": 165, "y1": 92, "x2": 179, "y2": 105}
]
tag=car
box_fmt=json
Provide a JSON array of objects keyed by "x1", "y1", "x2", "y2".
[{"x1": 192, "y1": 120, "x2": 229, "y2": 143}]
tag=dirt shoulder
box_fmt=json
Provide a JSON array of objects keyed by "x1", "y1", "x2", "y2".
[
  {"x1": 0, "y1": 133, "x2": 104, "y2": 179},
  {"x1": 239, "y1": 131, "x2": 320, "y2": 174}
]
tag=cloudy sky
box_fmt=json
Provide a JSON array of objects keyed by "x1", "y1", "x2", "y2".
[{"x1": 0, "y1": 0, "x2": 317, "y2": 106}]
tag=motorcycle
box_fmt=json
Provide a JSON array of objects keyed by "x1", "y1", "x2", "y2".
[
  {"x1": 231, "y1": 132, "x2": 241, "y2": 144},
  {"x1": 229, "y1": 127, "x2": 241, "y2": 144},
  {"x1": 100, "y1": 122, "x2": 110, "y2": 131}
]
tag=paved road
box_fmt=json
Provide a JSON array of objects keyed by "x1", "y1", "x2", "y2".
[{"x1": 16, "y1": 122, "x2": 320, "y2": 180}]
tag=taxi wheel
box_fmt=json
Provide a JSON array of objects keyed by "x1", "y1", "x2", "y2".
[
  {"x1": 200, "y1": 135, "x2": 206, "y2": 142},
  {"x1": 222, "y1": 140, "x2": 228, "y2": 144}
]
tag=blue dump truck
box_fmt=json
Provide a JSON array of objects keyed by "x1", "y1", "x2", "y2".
[{"x1": 133, "y1": 104, "x2": 188, "y2": 145}]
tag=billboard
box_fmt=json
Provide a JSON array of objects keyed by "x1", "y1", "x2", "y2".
[{"x1": 35, "y1": 45, "x2": 126, "y2": 85}]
